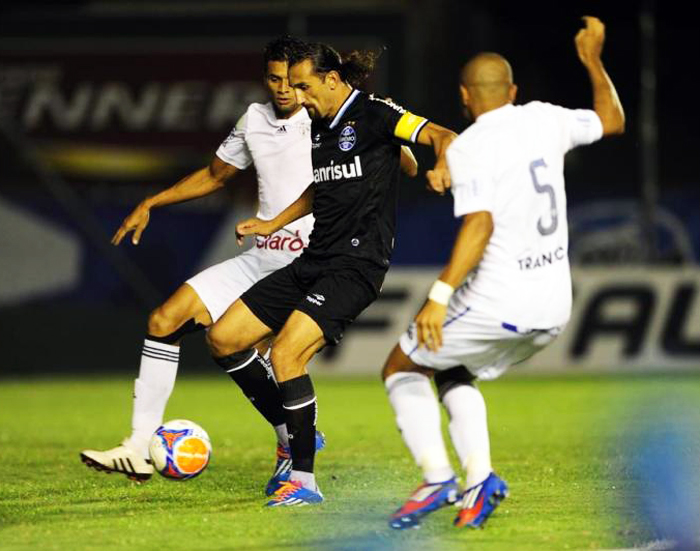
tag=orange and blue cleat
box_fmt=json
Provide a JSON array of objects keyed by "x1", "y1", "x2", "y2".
[
  {"x1": 265, "y1": 479, "x2": 324, "y2": 507},
  {"x1": 389, "y1": 478, "x2": 460, "y2": 530},
  {"x1": 454, "y1": 472, "x2": 508, "y2": 528},
  {"x1": 264, "y1": 430, "x2": 326, "y2": 496}
]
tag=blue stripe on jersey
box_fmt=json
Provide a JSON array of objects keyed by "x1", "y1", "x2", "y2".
[
  {"x1": 406, "y1": 306, "x2": 472, "y2": 360},
  {"x1": 444, "y1": 306, "x2": 471, "y2": 327}
]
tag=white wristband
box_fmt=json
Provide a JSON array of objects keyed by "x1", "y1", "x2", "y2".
[{"x1": 428, "y1": 280, "x2": 454, "y2": 305}]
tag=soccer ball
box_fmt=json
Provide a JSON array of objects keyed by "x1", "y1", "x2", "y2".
[{"x1": 149, "y1": 419, "x2": 211, "y2": 480}]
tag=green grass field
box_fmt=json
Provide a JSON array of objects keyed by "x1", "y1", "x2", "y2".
[{"x1": 1, "y1": 373, "x2": 699, "y2": 550}]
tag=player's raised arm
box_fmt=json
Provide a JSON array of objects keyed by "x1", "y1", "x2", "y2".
[
  {"x1": 111, "y1": 157, "x2": 238, "y2": 246},
  {"x1": 235, "y1": 182, "x2": 315, "y2": 246},
  {"x1": 575, "y1": 16, "x2": 625, "y2": 135},
  {"x1": 415, "y1": 122, "x2": 458, "y2": 195}
]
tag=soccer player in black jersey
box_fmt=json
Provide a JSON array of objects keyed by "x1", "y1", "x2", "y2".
[{"x1": 206, "y1": 41, "x2": 456, "y2": 506}]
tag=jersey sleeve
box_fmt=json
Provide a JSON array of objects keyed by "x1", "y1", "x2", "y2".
[
  {"x1": 447, "y1": 140, "x2": 496, "y2": 217},
  {"x1": 367, "y1": 95, "x2": 429, "y2": 144},
  {"x1": 216, "y1": 111, "x2": 253, "y2": 169},
  {"x1": 545, "y1": 103, "x2": 604, "y2": 152}
]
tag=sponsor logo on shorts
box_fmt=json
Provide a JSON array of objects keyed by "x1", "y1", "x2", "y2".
[
  {"x1": 256, "y1": 230, "x2": 306, "y2": 252},
  {"x1": 306, "y1": 293, "x2": 325, "y2": 307}
]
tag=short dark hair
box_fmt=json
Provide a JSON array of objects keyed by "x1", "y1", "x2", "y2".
[
  {"x1": 287, "y1": 41, "x2": 382, "y2": 89},
  {"x1": 263, "y1": 35, "x2": 307, "y2": 71}
]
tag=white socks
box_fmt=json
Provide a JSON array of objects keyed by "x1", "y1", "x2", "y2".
[
  {"x1": 385, "y1": 372, "x2": 455, "y2": 484},
  {"x1": 441, "y1": 384, "x2": 492, "y2": 488},
  {"x1": 291, "y1": 470, "x2": 317, "y2": 491},
  {"x1": 126, "y1": 339, "x2": 179, "y2": 458}
]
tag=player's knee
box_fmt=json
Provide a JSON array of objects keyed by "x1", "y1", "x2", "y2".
[
  {"x1": 147, "y1": 306, "x2": 181, "y2": 337},
  {"x1": 381, "y1": 345, "x2": 411, "y2": 381},
  {"x1": 434, "y1": 366, "x2": 476, "y2": 401},
  {"x1": 206, "y1": 323, "x2": 244, "y2": 358},
  {"x1": 381, "y1": 360, "x2": 399, "y2": 381}
]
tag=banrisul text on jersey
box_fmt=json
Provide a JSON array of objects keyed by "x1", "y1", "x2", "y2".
[{"x1": 304, "y1": 90, "x2": 428, "y2": 271}]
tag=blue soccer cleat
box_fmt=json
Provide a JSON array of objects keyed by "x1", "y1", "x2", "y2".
[
  {"x1": 265, "y1": 430, "x2": 326, "y2": 496},
  {"x1": 265, "y1": 480, "x2": 324, "y2": 507},
  {"x1": 389, "y1": 478, "x2": 460, "y2": 530},
  {"x1": 454, "y1": 472, "x2": 508, "y2": 528}
]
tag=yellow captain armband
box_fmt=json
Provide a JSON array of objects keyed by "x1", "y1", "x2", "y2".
[{"x1": 394, "y1": 112, "x2": 428, "y2": 143}]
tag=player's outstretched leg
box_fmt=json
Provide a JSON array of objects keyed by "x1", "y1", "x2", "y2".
[
  {"x1": 81, "y1": 284, "x2": 209, "y2": 481},
  {"x1": 264, "y1": 311, "x2": 326, "y2": 507},
  {"x1": 208, "y1": 300, "x2": 320, "y2": 496},
  {"x1": 434, "y1": 366, "x2": 508, "y2": 528},
  {"x1": 383, "y1": 346, "x2": 458, "y2": 528}
]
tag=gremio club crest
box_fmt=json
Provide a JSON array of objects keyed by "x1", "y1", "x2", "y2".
[{"x1": 338, "y1": 124, "x2": 356, "y2": 151}]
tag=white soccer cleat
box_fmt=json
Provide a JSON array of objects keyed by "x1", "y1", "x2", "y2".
[{"x1": 80, "y1": 440, "x2": 154, "y2": 482}]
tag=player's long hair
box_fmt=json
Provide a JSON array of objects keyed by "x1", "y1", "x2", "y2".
[{"x1": 288, "y1": 41, "x2": 382, "y2": 89}]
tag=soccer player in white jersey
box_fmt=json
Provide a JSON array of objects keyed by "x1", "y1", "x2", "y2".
[
  {"x1": 80, "y1": 37, "x2": 417, "y2": 491},
  {"x1": 383, "y1": 16, "x2": 625, "y2": 530}
]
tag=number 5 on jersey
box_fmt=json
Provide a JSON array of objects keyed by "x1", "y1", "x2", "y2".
[{"x1": 529, "y1": 158, "x2": 558, "y2": 236}]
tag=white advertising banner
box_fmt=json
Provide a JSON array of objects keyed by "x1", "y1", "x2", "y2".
[{"x1": 310, "y1": 267, "x2": 700, "y2": 375}]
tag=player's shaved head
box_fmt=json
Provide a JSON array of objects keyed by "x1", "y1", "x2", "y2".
[
  {"x1": 459, "y1": 52, "x2": 517, "y2": 119},
  {"x1": 461, "y1": 53, "x2": 513, "y2": 98}
]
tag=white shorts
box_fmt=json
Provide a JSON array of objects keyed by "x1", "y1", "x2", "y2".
[
  {"x1": 186, "y1": 247, "x2": 298, "y2": 323},
  {"x1": 399, "y1": 305, "x2": 563, "y2": 381}
]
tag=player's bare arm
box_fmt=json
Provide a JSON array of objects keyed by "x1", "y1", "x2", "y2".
[
  {"x1": 400, "y1": 146, "x2": 419, "y2": 177},
  {"x1": 112, "y1": 157, "x2": 239, "y2": 246},
  {"x1": 235, "y1": 182, "x2": 315, "y2": 245},
  {"x1": 575, "y1": 16, "x2": 625, "y2": 136},
  {"x1": 415, "y1": 122, "x2": 458, "y2": 194},
  {"x1": 415, "y1": 211, "x2": 493, "y2": 351}
]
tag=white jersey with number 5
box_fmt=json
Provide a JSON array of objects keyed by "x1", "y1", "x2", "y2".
[{"x1": 446, "y1": 101, "x2": 603, "y2": 329}]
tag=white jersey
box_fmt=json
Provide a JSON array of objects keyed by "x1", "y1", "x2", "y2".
[
  {"x1": 216, "y1": 102, "x2": 314, "y2": 253},
  {"x1": 446, "y1": 101, "x2": 603, "y2": 328}
]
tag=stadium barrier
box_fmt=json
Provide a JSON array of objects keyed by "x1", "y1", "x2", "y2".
[{"x1": 311, "y1": 267, "x2": 700, "y2": 375}]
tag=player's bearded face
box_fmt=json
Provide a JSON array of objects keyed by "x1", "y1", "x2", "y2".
[
  {"x1": 289, "y1": 60, "x2": 329, "y2": 120},
  {"x1": 265, "y1": 60, "x2": 297, "y2": 115}
]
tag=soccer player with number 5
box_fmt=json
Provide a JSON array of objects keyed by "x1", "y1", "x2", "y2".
[{"x1": 383, "y1": 16, "x2": 625, "y2": 530}]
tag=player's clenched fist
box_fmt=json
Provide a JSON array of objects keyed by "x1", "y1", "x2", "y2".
[
  {"x1": 414, "y1": 300, "x2": 449, "y2": 352},
  {"x1": 426, "y1": 166, "x2": 451, "y2": 195},
  {"x1": 111, "y1": 203, "x2": 151, "y2": 246},
  {"x1": 575, "y1": 16, "x2": 605, "y2": 67}
]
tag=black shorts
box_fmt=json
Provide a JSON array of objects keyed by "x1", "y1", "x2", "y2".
[{"x1": 240, "y1": 255, "x2": 386, "y2": 345}]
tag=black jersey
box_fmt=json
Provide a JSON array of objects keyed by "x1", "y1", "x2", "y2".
[{"x1": 303, "y1": 90, "x2": 429, "y2": 270}]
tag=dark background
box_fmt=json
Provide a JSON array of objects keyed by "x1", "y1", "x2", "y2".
[{"x1": 1, "y1": 0, "x2": 697, "y2": 374}]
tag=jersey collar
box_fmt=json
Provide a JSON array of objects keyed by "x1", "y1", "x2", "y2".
[
  {"x1": 264, "y1": 102, "x2": 308, "y2": 126},
  {"x1": 476, "y1": 103, "x2": 515, "y2": 124},
  {"x1": 328, "y1": 88, "x2": 360, "y2": 129}
]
